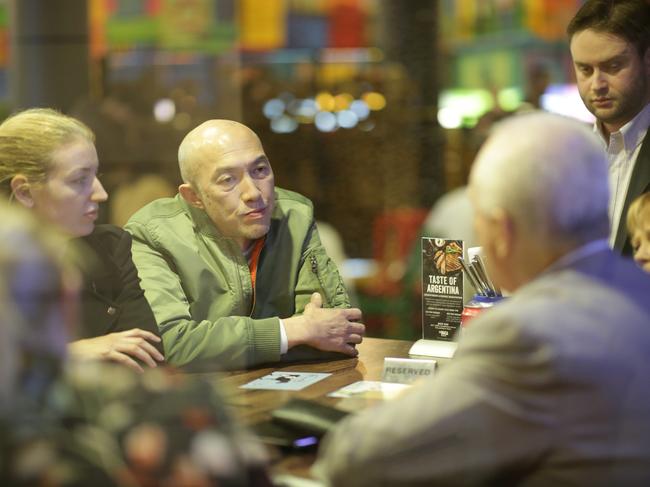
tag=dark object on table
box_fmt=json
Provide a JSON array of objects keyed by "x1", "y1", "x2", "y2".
[{"x1": 253, "y1": 398, "x2": 348, "y2": 451}]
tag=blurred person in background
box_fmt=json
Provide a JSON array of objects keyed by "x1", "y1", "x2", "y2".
[
  {"x1": 0, "y1": 108, "x2": 164, "y2": 372},
  {"x1": 627, "y1": 191, "x2": 650, "y2": 272},
  {"x1": 568, "y1": 0, "x2": 650, "y2": 255},
  {"x1": 110, "y1": 174, "x2": 176, "y2": 227},
  {"x1": 126, "y1": 119, "x2": 365, "y2": 370},
  {"x1": 314, "y1": 113, "x2": 650, "y2": 486},
  {"x1": 315, "y1": 219, "x2": 359, "y2": 306},
  {"x1": 520, "y1": 63, "x2": 551, "y2": 112},
  {"x1": 0, "y1": 202, "x2": 272, "y2": 486}
]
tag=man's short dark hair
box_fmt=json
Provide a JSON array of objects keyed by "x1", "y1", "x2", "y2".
[{"x1": 567, "y1": 0, "x2": 650, "y2": 57}]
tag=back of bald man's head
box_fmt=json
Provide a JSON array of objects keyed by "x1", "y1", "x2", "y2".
[
  {"x1": 470, "y1": 112, "x2": 609, "y2": 245},
  {"x1": 178, "y1": 120, "x2": 262, "y2": 185}
]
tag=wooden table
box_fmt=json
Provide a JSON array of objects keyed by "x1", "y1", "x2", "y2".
[{"x1": 200, "y1": 338, "x2": 415, "y2": 478}]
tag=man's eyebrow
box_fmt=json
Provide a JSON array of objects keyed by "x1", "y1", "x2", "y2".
[
  {"x1": 574, "y1": 53, "x2": 628, "y2": 67},
  {"x1": 211, "y1": 156, "x2": 269, "y2": 176},
  {"x1": 212, "y1": 165, "x2": 236, "y2": 177},
  {"x1": 601, "y1": 54, "x2": 627, "y2": 64},
  {"x1": 251, "y1": 155, "x2": 269, "y2": 165}
]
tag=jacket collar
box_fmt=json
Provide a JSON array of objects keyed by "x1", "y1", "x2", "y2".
[
  {"x1": 177, "y1": 194, "x2": 224, "y2": 240},
  {"x1": 542, "y1": 239, "x2": 611, "y2": 276},
  {"x1": 176, "y1": 191, "x2": 281, "y2": 243}
]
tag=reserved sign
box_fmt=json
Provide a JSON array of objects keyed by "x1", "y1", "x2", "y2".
[{"x1": 382, "y1": 357, "x2": 437, "y2": 384}]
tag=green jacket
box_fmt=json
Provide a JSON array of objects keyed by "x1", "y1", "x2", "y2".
[{"x1": 125, "y1": 188, "x2": 350, "y2": 370}]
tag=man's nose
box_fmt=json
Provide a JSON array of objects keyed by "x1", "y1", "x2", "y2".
[
  {"x1": 240, "y1": 174, "x2": 262, "y2": 201},
  {"x1": 592, "y1": 70, "x2": 608, "y2": 91},
  {"x1": 91, "y1": 177, "x2": 108, "y2": 202}
]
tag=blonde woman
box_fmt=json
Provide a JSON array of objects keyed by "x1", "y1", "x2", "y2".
[{"x1": 0, "y1": 108, "x2": 164, "y2": 372}]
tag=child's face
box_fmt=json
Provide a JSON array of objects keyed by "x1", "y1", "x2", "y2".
[{"x1": 631, "y1": 205, "x2": 650, "y2": 273}]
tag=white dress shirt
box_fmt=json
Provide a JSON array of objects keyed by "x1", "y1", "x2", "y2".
[{"x1": 594, "y1": 103, "x2": 650, "y2": 247}]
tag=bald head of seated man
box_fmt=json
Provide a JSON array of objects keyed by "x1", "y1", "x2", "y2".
[{"x1": 126, "y1": 120, "x2": 364, "y2": 370}]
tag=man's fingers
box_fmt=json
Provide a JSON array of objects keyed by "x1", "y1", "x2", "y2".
[
  {"x1": 347, "y1": 322, "x2": 366, "y2": 336},
  {"x1": 344, "y1": 307, "x2": 363, "y2": 321},
  {"x1": 310, "y1": 292, "x2": 323, "y2": 308},
  {"x1": 304, "y1": 292, "x2": 322, "y2": 313},
  {"x1": 339, "y1": 343, "x2": 359, "y2": 356},
  {"x1": 347, "y1": 334, "x2": 363, "y2": 344}
]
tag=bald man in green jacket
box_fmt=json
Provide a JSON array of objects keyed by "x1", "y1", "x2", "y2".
[{"x1": 126, "y1": 120, "x2": 364, "y2": 370}]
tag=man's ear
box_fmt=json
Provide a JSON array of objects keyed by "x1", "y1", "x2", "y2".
[
  {"x1": 644, "y1": 47, "x2": 650, "y2": 77},
  {"x1": 178, "y1": 183, "x2": 205, "y2": 210},
  {"x1": 492, "y1": 208, "x2": 515, "y2": 261},
  {"x1": 10, "y1": 175, "x2": 35, "y2": 208}
]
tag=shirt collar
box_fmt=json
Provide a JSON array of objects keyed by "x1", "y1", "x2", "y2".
[
  {"x1": 594, "y1": 102, "x2": 650, "y2": 152},
  {"x1": 542, "y1": 238, "x2": 610, "y2": 275}
]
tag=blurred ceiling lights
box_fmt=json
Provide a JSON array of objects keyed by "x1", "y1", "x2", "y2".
[{"x1": 263, "y1": 90, "x2": 386, "y2": 133}]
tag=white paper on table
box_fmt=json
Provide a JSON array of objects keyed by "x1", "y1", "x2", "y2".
[
  {"x1": 327, "y1": 380, "x2": 411, "y2": 400},
  {"x1": 240, "y1": 371, "x2": 332, "y2": 391}
]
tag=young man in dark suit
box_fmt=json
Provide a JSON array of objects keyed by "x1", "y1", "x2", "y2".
[{"x1": 568, "y1": 0, "x2": 650, "y2": 255}]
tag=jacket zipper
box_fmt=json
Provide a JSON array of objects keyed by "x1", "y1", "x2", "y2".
[
  {"x1": 249, "y1": 282, "x2": 256, "y2": 317},
  {"x1": 246, "y1": 238, "x2": 265, "y2": 317},
  {"x1": 310, "y1": 254, "x2": 332, "y2": 306}
]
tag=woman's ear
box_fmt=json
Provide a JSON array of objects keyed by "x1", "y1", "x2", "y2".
[{"x1": 10, "y1": 175, "x2": 34, "y2": 208}]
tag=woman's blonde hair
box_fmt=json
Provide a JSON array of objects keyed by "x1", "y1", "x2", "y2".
[
  {"x1": 627, "y1": 192, "x2": 650, "y2": 237},
  {"x1": 0, "y1": 108, "x2": 95, "y2": 197}
]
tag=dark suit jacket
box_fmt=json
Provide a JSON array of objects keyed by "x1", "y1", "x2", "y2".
[
  {"x1": 614, "y1": 128, "x2": 650, "y2": 255},
  {"x1": 75, "y1": 224, "x2": 163, "y2": 354}
]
